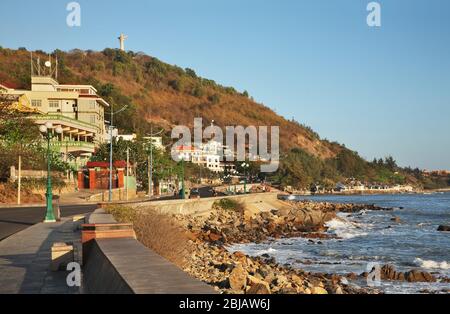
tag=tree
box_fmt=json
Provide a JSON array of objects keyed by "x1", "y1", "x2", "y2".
[
  {"x1": 384, "y1": 156, "x2": 398, "y2": 171},
  {"x1": 169, "y1": 79, "x2": 184, "y2": 92},
  {"x1": 185, "y1": 68, "x2": 197, "y2": 78}
]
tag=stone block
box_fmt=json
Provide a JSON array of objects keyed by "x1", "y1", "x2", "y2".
[{"x1": 50, "y1": 242, "x2": 74, "y2": 272}]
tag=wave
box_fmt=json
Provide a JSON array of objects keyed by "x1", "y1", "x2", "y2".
[
  {"x1": 325, "y1": 216, "x2": 368, "y2": 239},
  {"x1": 414, "y1": 258, "x2": 450, "y2": 270}
]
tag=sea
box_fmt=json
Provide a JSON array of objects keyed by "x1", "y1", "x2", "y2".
[{"x1": 229, "y1": 192, "x2": 450, "y2": 294}]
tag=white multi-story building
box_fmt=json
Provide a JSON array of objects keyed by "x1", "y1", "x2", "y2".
[{"x1": 172, "y1": 140, "x2": 236, "y2": 173}]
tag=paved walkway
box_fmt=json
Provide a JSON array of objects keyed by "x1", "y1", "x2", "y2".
[{"x1": 0, "y1": 218, "x2": 81, "y2": 294}]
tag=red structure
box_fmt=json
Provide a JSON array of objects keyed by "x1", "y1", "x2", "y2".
[{"x1": 78, "y1": 161, "x2": 126, "y2": 191}]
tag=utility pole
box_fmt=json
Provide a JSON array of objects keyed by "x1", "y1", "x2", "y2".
[
  {"x1": 126, "y1": 147, "x2": 129, "y2": 201},
  {"x1": 147, "y1": 155, "x2": 152, "y2": 197},
  {"x1": 17, "y1": 155, "x2": 21, "y2": 205},
  {"x1": 180, "y1": 158, "x2": 186, "y2": 199},
  {"x1": 108, "y1": 104, "x2": 128, "y2": 202},
  {"x1": 146, "y1": 126, "x2": 164, "y2": 198},
  {"x1": 109, "y1": 109, "x2": 114, "y2": 202}
]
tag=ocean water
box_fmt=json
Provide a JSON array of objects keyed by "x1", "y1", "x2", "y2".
[{"x1": 229, "y1": 192, "x2": 450, "y2": 294}]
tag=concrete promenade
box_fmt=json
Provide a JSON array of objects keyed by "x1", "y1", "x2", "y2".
[{"x1": 0, "y1": 218, "x2": 81, "y2": 294}]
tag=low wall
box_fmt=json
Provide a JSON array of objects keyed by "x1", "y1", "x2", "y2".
[
  {"x1": 88, "y1": 188, "x2": 137, "y2": 202},
  {"x1": 131, "y1": 192, "x2": 290, "y2": 216},
  {"x1": 82, "y1": 209, "x2": 216, "y2": 294}
]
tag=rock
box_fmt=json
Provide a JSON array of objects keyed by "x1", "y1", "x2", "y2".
[
  {"x1": 405, "y1": 270, "x2": 436, "y2": 283},
  {"x1": 437, "y1": 225, "x2": 450, "y2": 232},
  {"x1": 229, "y1": 264, "x2": 248, "y2": 291},
  {"x1": 208, "y1": 232, "x2": 222, "y2": 242},
  {"x1": 247, "y1": 283, "x2": 271, "y2": 294},
  {"x1": 246, "y1": 275, "x2": 271, "y2": 294},
  {"x1": 346, "y1": 273, "x2": 358, "y2": 281},
  {"x1": 277, "y1": 208, "x2": 291, "y2": 217},
  {"x1": 291, "y1": 274, "x2": 303, "y2": 286},
  {"x1": 243, "y1": 210, "x2": 254, "y2": 222},
  {"x1": 279, "y1": 286, "x2": 297, "y2": 294},
  {"x1": 311, "y1": 286, "x2": 328, "y2": 294},
  {"x1": 275, "y1": 274, "x2": 289, "y2": 286},
  {"x1": 391, "y1": 217, "x2": 402, "y2": 223}
]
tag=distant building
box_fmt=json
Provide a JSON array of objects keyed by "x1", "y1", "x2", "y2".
[
  {"x1": 143, "y1": 136, "x2": 165, "y2": 151},
  {"x1": 172, "y1": 140, "x2": 236, "y2": 173}
]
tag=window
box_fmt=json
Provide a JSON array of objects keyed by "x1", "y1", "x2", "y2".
[
  {"x1": 31, "y1": 99, "x2": 42, "y2": 107},
  {"x1": 49, "y1": 100, "x2": 59, "y2": 108},
  {"x1": 90, "y1": 115, "x2": 96, "y2": 124},
  {"x1": 89, "y1": 100, "x2": 96, "y2": 109}
]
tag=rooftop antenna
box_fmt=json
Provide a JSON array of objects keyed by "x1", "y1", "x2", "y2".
[
  {"x1": 55, "y1": 56, "x2": 58, "y2": 80},
  {"x1": 30, "y1": 52, "x2": 58, "y2": 80},
  {"x1": 118, "y1": 33, "x2": 128, "y2": 51},
  {"x1": 30, "y1": 51, "x2": 33, "y2": 76}
]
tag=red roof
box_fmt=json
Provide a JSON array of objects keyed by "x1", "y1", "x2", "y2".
[
  {"x1": 175, "y1": 145, "x2": 195, "y2": 151},
  {"x1": 86, "y1": 161, "x2": 127, "y2": 168},
  {"x1": 0, "y1": 81, "x2": 19, "y2": 89}
]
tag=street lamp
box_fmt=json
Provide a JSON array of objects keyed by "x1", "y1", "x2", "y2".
[
  {"x1": 107, "y1": 105, "x2": 128, "y2": 202},
  {"x1": 39, "y1": 122, "x2": 63, "y2": 223},
  {"x1": 180, "y1": 157, "x2": 186, "y2": 199},
  {"x1": 241, "y1": 162, "x2": 250, "y2": 194}
]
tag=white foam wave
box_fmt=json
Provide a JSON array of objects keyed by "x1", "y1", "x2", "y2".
[
  {"x1": 414, "y1": 258, "x2": 450, "y2": 270},
  {"x1": 254, "y1": 247, "x2": 277, "y2": 256},
  {"x1": 325, "y1": 217, "x2": 368, "y2": 239}
]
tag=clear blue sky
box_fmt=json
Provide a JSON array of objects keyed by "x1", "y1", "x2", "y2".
[{"x1": 1, "y1": 0, "x2": 449, "y2": 170}]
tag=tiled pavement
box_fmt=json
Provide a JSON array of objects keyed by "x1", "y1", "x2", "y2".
[{"x1": 0, "y1": 218, "x2": 82, "y2": 294}]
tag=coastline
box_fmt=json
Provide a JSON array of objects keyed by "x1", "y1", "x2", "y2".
[
  {"x1": 282, "y1": 188, "x2": 450, "y2": 197},
  {"x1": 181, "y1": 200, "x2": 449, "y2": 294},
  {"x1": 108, "y1": 196, "x2": 448, "y2": 294}
]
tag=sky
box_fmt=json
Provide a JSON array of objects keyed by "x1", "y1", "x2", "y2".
[{"x1": 0, "y1": 0, "x2": 449, "y2": 170}]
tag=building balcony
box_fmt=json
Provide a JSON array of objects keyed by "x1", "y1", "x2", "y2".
[{"x1": 31, "y1": 114, "x2": 98, "y2": 134}]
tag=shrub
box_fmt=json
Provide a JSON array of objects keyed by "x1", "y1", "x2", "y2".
[
  {"x1": 213, "y1": 198, "x2": 244, "y2": 212},
  {"x1": 169, "y1": 79, "x2": 184, "y2": 92},
  {"x1": 191, "y1": 85, "x2": 204, "y2": 98},
  {"x1": 185, "y1": 68, "x2": 197, "y2": 78},
  {"x1": 208, "y1": 93, "x2": 220, "y2": 104}
]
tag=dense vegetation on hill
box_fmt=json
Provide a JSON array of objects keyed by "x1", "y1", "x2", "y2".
[{"x1": 0, "y1": 46, "x2": 448, "y2": 190}]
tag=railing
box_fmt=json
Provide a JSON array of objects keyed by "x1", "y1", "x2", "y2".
[
  {"x1": 49, "y1": 141, "x2": 95, "y2": 152},
  {"x1": 31, "y1": 114, "x2": 99, "y2": 131},
  {"x1": 50, "y1": 140, "x2": 95, "y2": 148}
]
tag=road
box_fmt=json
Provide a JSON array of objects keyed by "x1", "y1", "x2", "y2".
[{"x1": 0, "y1": 204, "x2": 97, "y2": 241}]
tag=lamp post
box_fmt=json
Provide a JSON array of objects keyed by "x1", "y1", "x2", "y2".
[
  {"x1": 146, "y1": 127, "x2": 164, "y2": 199},
  {"x1": 107, "y1": 105, "x2": 128, "y2": 202},
  {"x1": 39, "y1": 122, "x2": 63, "y2": 223},
  {"x1": 241, "y1": 162, "x2": 250, "y2": 194},
  {"x1": 180, "y1": 157, "x2": 186, "y2": 199}
]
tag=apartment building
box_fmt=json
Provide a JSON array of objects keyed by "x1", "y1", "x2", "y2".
[{"x1": 1, "y1": 76, "x2": 109, "y2": 167}]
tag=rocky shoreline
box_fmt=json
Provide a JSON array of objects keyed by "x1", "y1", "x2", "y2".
[
  {"x1": 174, "y1": 200, "x2": 394, "y2": 294},
  {"x1": 123, "y1": 197, "x2": 448, "y2": 294}
]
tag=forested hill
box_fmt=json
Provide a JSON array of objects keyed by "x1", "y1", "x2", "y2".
[
  {"x1": 1, "y1": 47, "x2": 447, "y2": 189},
  {"x1": 0, "y1": 47, "x2": 341, "y2": 159}
]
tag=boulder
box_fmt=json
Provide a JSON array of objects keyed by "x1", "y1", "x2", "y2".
[
  {"x1": 437, "y1": 225, "x2": 450, "y2": 232},
  {"x1": 247, "y1": 283, "x2": 271, "y2": 294},
  {"x1": 275, "y1": 208, "x2": 291, "y2": 217},
  {"x1": 405, "y1": 270, "x2": 436, "y2": 283},
  {"x1": 246, "y1": 275, "x2": 271, "y2": 294},
  {"x1": 229, "y1": 264, "x2": 248, "y2": 291},
  {"x1": 208, "y1": 232, "x2": 222, "y2": 242},
  {"x1": 311, "y1": 286, "x2": 328, "y2": 294}
]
